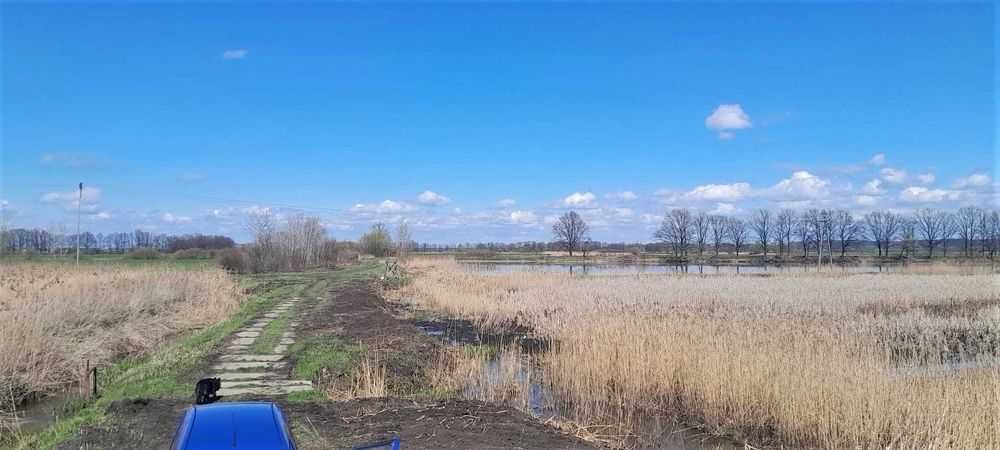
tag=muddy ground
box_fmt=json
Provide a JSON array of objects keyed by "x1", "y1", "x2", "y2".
[{"x1": 58, "y1": 274, "x2": 595, "y2": 449}]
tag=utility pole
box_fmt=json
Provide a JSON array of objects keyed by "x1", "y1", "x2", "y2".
[{"x1": 76, "y1": 182, "x2": 82, "y2": 265}]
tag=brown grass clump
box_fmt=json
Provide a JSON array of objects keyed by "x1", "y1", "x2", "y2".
[
  {"x1": 397, "y1": 257, "x2": 1000, "y2": 449},
  {"x1": 0, "y1": 262, "x2": 242, "y2": 408}
]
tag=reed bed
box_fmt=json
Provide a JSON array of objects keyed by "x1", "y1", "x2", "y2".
[
  {"x1": 397, "y1": 258, "x2": 1000, "y2": 448},
  {"x1": 0, "y1": 262, "x2": 242, "y2": 411}
]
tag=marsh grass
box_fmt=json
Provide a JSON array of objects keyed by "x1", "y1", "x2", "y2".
[
  {"x1": 0, "y1": 263, "x2": 241, "y2": 422},
  {"x1": 397, "y1": 258, "x2": 1000, "y2": 448}
]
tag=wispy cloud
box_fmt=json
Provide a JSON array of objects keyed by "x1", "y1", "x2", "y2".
[
  {"x1": 562, "y1": 192, "x2": 596, "y2": 207},
  {"x1": 222, "y1": 49, "x2": 249, "y2": 60},
  {"x1": 952, "y1": 172, "x2": 991, "y2": 189}
]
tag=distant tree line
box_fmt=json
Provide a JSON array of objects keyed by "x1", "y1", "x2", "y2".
[
  {"x1": 0, "y1": 229, "x2": 234, "y2": 254},
  {"x1": 652, "y1": 206, "x2": 1000, "y2": 260}
]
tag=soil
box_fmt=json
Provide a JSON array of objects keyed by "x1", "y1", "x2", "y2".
[
  {"x1": 59, "y1": 397, "x2": 592, "y2": 450},
  {"x1": 57, "y1": 273, "x2": 595, "y2": 449}
]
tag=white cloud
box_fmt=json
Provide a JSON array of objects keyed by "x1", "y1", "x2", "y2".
[
  {"x1": 606, "y1": 191, "x2": 638, "y2": 202},
  {"x1": 161, "y1": 213, "x2": 193, "y2": 223},
  {"x1": 854, "y1": 195, "x2": 878, "y2": 206},
  {"x1": 640, "y1": 213, "x2": 664, "y2": 224},
  {"x1": 767, "y1": 171, "x2": 830, "y2": 200},
  {"x1": 880, "y1": 168, "x2": 907, "y2": 184},
  {"x1": 222, "y1": 49, "x2": 248, "y2": 60},
  {"x1": 705, "y1": 104, "x2": 752, "y2": 140},
  {"x1": 899, "y1": 187, "x2": 962, "y2": 203},
  {"x1": 497, "y1": 198, "x2": 517, "y2": 207},
  {"x1": 953, "y1": 173, "x2": 992, "y2": 189},
  {"x1": 916, "y1": 172, "x2": 935, "y2": 185},
  {"x1": 709, "y1": 203, "x2": 741, "y2": 216},
  {"x1": 861, "y1": 179, "x2": 886, "y2": 195},
  {"x1": 1, "y1": 200, "x2": 7, "y2": 208},
  {"x1": 417, "y1": 190, "x2": 451, "y2": 205},
  {"x1": 351, "y1": 200, "x2": 414, "y2": 214},
  {"x1": 41, "y1": 186, "x2": 102, "y2": 206},
  {"x1": 869, "y1": 153, "x2": 886, "y2": 166},
  {"x1": 509, "y1": 210, "x2": 537, "y2": 224},
  {"x1": 241, "y1": 205, "x2": 272, "y2": 215},
  {"x1": 683, "y1": 183, "x2": 752, "y2": 202},
  {"x1": 562, "y1": 192, "x2": 596, "y2": 207},
  {"x1": 93, "y1": 211, "x2": 112, "y2": 220}
]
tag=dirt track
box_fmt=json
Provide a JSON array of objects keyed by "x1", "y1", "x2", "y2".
[{"x1": 57, "y1": 271, "x2": 594, "y2": 449}]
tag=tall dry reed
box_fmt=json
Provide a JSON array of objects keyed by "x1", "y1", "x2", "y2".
[
  {"x1": 0, "y1": 262, "x2": 242, "y2": 408},
  {"x1": 397, "y1": 258, "x2": 1000, "y2": 448}
]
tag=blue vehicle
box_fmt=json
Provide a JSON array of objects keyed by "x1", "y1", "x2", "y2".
[
  {"x1": 172, "y1": 379, "x2": 400, "y2": 449},
  {"x1": 171, "y1": 401, "x2": 297, "y2": 450}
]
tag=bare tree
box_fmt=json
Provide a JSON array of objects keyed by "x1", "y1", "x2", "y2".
[
  {"x1": 708, "y1": 215, "x2": 727, "y2": 256},
  {"x1": 864, "y1": 211, "x2": 901, "y2": 257},
  {"x1": 775, "y1": 209, "x2": 795, "y2": 258},
  {"x1": 693, "y1": 212, "x2": 709, "y2": 257},
  {"x1": 396, "y1": 220, "x2": 412, "y2": 262},
  {"x1": 956, "y1": 206, "x2": 983, "y2": 257},
  {"x1": 900, "y1": 217, "x2": 917, "y2": 258},
  {"x1": 726, "y1": 217, "x2": 749, "y2": 256},
  {"x1": 914, "y1": 208, "x2": 947, "y2": 257},
  {"x1": 750, "y1": 209, "x2": 772, "y2": 258},
  {"x1": 832, "y1": 210, "x2": 860, "y2": 257},
  {"x1": 941, "y1": 212, "x2": 958, "y2": 257},
  {"x1": 794, "y1": 215, "x2": 812, "y2": 257},
  {"x1": 654, "y1": 209, "x2": 694, "y2": 257},
  {"x1": 552, "y1": 211, "x2": 589, "y2": 256}
]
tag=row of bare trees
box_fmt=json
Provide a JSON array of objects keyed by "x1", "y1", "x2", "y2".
[
  {"x1": 242, "y1": 212, "x2": 337, "y2": 272},
  {"x1": 654, "y1": 206, "x2": 1000, "y2": 259}
]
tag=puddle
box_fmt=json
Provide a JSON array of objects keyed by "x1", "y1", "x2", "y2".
[
  {"x1": 2, "y1": 390, "x2": 87, "y2": 434},
  {"x1": 417, "y1": 324, "x2": 745, "y2": 449}
]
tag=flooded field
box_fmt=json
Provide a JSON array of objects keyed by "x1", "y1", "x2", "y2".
[
  {"x1": 462, "y1": 261, "x2": 999, "y2": 275},
  {"x1": 398, "y1": 258, "x2": 1000, "y2": 449}
]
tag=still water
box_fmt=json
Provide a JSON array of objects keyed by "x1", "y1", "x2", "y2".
[{"x1": 462, "y1": 261, "x2": 905, "y2": 275}]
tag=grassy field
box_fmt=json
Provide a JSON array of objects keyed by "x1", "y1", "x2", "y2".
[{"x1": 397, "y1": 257, "x2": 1000, "y2": 448}]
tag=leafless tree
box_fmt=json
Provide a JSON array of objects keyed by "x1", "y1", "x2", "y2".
[
  {"x1": 552, "y1": 211, "x2": 589, "y2": 256},
  {"x1": 693, "y1": 212, "x2": 709, "y2": 257},
  {"x1": 832, "y1": 210, "x2": 860, "y2": 257},
  {"x1": 774, "y1": 209, "x2": 795, "y2": 258},
  {"x1": 708, "y1": 215, "x2": 727, "y2": 256},
  {"x1": 914, "y1": 208, "x2": 947, "y2": 257},
  {"x1": 654, "y1": 209, "x2": 694, "y2": 257},
  {"x1": 956, "y1": 206, "x2": 983, "y2": 257},
  {"x1": 726, "y1": 217, "x2": 749, "y2": 256},
  {"x1": 864, "y1": 211, "x2": 901, "y2": 257},
  {"x1": 794, "y1": 215, "x2": 812, "y2": 257},
  {"x1": 900, "y1": 217, "x2": 917, "y2": 258},
  {"x1": 396, "y1": 221, "x2": 412, "y2": 262},
  {"x1": 941, "y1": 212, "x2": 958, "y2": 257},
  {"x1": 750, "y1": 209, "x2": 772, "y2": 258}
]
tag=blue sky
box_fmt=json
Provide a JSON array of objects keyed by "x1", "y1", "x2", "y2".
[{"x1": 1, "y1": 3, "x2": 995, "y2": 243}]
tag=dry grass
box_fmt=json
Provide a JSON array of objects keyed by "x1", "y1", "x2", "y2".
[
  {"x1": 0, "y1": 262, "x2": 242, "y2": 411},
  {"x1": 350, "y1": 351, "x2": 388, "y2": 399},
  {"x1": 397, "y1": 257, "x2": 1000, "y2": 448}
]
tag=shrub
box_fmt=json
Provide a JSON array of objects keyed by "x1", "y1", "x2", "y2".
[
  {"x1": 172, "y1": 248, "x2": 215, "y2": 259},
  {"x1": 217, "y1": 248, "x2": 249, "y2": 273}
]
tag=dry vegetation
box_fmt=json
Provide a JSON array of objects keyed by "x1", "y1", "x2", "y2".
[
  {"x1": 397, "y1": 258, "x2": 1000, "y2": 448},
  {"x1": 0, "y1": 262, "x2": 242, "y2": 413}
]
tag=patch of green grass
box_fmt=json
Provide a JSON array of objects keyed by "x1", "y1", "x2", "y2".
[
  {"x1": 459, "y1": 344, "x2": 500, "y2": 360},
  {"x1": 251, "y1": 310, "x2": 293, "y2": 353},
  {"x1": 289, "y1": 337, "x2": 362, "y2": 381},
  {"x1": 285, "y1": 390, "x2": 324, "y2": 403}
]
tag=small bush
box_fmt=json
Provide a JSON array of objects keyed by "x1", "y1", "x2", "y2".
[
  {"x1": 127, "y1": 248, "x2": 161, "y2": 259},
  {"x1": 217, "y1": 248, "x2": 249, "y2": 273}
]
